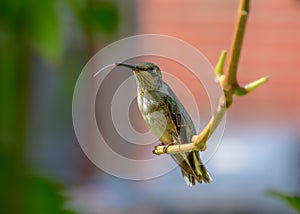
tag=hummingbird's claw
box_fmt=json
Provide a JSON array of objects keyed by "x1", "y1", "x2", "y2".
[
  {"x1": 152, "y1": 142, "x2": 164, "y2": 155},
  {"x1": 152, "y1": 146, "x2": 159, "y2": 155},
  {"x1": 163, "y1": 143, "x2": 174, "y2": 153},
  {"x1": 152, "y1": 142, "x2": 174, "y2": 155},
  {"x1": 152, "y1": 148, "x2": 156, "y2": 155}
]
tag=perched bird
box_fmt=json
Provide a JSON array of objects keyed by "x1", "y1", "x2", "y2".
[{"x1": 117, "y1": 62, "x2": 212, "y2": 186}]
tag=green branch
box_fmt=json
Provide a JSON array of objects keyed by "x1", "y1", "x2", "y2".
[{"x1": 153, "y1": 0, "x2": 268, "y2": 155}]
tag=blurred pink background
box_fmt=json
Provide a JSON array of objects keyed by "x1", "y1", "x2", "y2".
[
  {"x1": 137, "y1": 0, "x2": 300, "y2": 125},
  {"x1": 70, "y1": 1, "x2": 300, "y2": 213},
  {"x1": 1, "y1": 0, "x2": 299, "y2": 213}
]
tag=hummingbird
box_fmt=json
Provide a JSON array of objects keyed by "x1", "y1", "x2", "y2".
[{"x1": 116, "y1": 62, "x2": 212, "y2": 186}]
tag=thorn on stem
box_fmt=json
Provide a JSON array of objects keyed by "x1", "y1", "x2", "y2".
[
  {"x1": 234, "y1": 75, "x2": 269, "y2": 96},
  {"x1": 215, "y1": 50, "x2": 227, "y2": 79}
]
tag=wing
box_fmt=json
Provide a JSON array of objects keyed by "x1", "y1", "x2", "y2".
[
  {"x1": 164, "y1": 94, "x2": 200, "y2": 179},
  {"x1": 148, "y1": 89, "x2": 189, "y2": 143},
  {"x1": 150, "y1": 89, "x2": 211, "y2": 185},
  {"x1": 165, "y1": 95, "x2": 189, "y2": 143},
  {"x1": 161, "y1": 87, "x2": 211, "y2": 185}
]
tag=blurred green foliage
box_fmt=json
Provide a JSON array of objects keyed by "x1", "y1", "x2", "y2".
[
  {"x1": 0, "y1": 0, "x2": 62, "y2": 63},
  {"x1": 0, "y1": 0, "x2": 119, "y2": 213},
  {"x1": 24, "y1": 174, "x2": 74, "y2": 214},
  {"x1": 69, "y1": 0, "x2": 119, "y2": 35},
  {"x1": 268, "y1": 190, "x2": 300, "y2": 213}
]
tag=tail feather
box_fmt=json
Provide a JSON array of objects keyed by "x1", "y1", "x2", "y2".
[
  {"x1": 200, "y1": 163, "x2": 212, "y2": 183},
  {"x1": 181, "y1": 163, "x2": 212, "y2": 186},
  {"x1": 182, "y1": 170, "x2": 196, "y2": 187},
  {"x1": 172, "y1": 151, "x2": 212, "y2": 186}
]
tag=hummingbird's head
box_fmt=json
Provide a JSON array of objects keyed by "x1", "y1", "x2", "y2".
[{"x1": 116, "y1": 62, "x2": 162, "y2": 90}]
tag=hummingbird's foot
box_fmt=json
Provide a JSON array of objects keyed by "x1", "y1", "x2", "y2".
[
  {"x1": 152, "y1": 146, "x2": 159, "y2": 155},
  {"x1": 152, "y1": 142, "x2": 174, "y2": 155},
  {"x1": 163, "y1": 143, "x2": 174, "y2": 153},
  {"x1": 152, "y1": 142, "x2": 164, "y2": 155}
]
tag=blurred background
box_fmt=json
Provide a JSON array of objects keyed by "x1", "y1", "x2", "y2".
[{"x1": 0, "y1": 0, "x2": 300, "y2": 213}]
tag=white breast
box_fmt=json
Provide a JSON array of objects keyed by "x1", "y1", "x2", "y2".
[{"x1": 137, "y1": 92, "x2": 159, "y2": 115}]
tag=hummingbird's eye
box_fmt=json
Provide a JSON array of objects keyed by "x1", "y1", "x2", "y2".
[
  {"x1": 146, "y1": 68, "x2": 153, "y2": 72},
  {"x1": 145, "y1": 67, "x2": 156, "y2": 73}
]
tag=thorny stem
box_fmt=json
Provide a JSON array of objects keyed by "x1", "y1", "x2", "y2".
[
  {"x1": 221, "y1": 0, "x2": 250, "y2": 94},
  {"x1": 153, "y1": 0, "x2": 268, "y2": 155}
]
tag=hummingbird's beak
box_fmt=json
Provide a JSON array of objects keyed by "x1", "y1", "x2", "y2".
[{"x1": 116, "y1": 63, "x2": 137, "y2": 70}]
